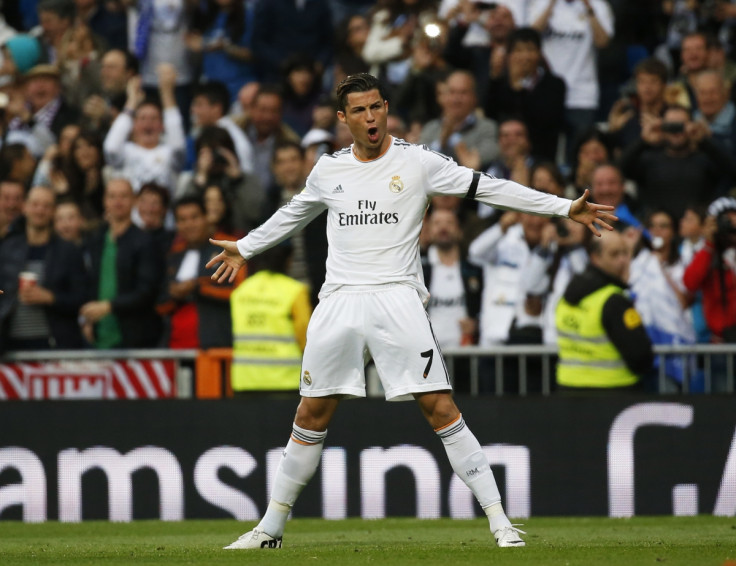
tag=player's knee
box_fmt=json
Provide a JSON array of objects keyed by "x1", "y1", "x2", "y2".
[
  {"x1": 294, "y1": 399, "x2": 333, "y2": 431},
  {"x1": 417, "y1": 393, "x2": 459, "y2": 429}
]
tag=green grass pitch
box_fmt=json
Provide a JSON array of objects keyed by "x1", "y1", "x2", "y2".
[{"x1": 1, "y1": 517, "x2": 735, "y2": 566}]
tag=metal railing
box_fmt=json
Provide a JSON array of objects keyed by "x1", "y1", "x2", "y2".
[
  {"x1": 3, "y1": 344, "x2": 735, "y2": 398},
  {"x1": 2, "y1": 349, "x2": 199, "y2": 362},
  {"x1": 442, "y1": 344, "x2": 736, "y2": 395}
]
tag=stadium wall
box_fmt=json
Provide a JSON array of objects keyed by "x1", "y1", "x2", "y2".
[{"x1": 1, "y1": 397, "x2": 734, "y2": 521}]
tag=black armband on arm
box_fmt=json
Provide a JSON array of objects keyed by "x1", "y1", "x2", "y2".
[{"x1": 465, "y1": 171, "x2": 480, "y2": 201}]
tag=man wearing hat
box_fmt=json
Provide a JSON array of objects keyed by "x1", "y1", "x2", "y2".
[
  {"x1": 6, "y1": 63, "x2": 80, "y2": 156},
  {"x1": 1, "y1": 35, "x2": 42, "y2": 77}
]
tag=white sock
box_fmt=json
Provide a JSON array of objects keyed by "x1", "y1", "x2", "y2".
[
  {"x1": 484, "y1": 501, "x2": 512, "y2": 533},
  {"x1": 257, "y1": 423, "x2": 326, "y2": 537},
  {"x1": 435, "y1": 414, "x2": 511, "y2": 533}
]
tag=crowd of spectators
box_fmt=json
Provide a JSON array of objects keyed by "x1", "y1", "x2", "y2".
[{"x1": 1, "y1": 0, "x2": 736, "y2": 393}]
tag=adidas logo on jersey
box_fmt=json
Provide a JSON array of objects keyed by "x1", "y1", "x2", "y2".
[{"x1": 333, "y1": 184, "x2": 344, "y2": 194}]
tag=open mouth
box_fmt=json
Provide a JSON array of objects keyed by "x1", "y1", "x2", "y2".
[{"x1": 367, "y1": 127, "x2": 379, "y2": 142}]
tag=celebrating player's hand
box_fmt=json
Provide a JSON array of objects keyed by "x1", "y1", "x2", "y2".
[
  {"x1": 207, "y1": 239, "x2": 245, "y2": 283},
  {"x1": 568, "y1": 189, "x2": 617, "y2": 237}
]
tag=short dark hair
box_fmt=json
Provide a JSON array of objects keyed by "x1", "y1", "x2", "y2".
[
  {"x1": 174, "y1": 195, "x2": 206, "y2": 216},
  {"x1": 683, "y1": 203, "x2": 707, "y2": 222},
  {"x1": 682, "y1": 31, "x2": 708, "y2": 46},
  {"x1": 254, "y1": 84, "x2": 283, "y2": 103},
  {"x1": 135, "y1": 97, "x2": 163, "y2": 116},
  {"x1": 335, "y1": 73, "x2": 388, "y2": 112},
  {"x1": 38, "y1": 0, "x2": 75, "y2": 20},
  {"x1": 55, "y1": 194, "x2": 81, "y2": 208},
  {"x1": 272, "y1": 140, "x2": 304, "y2": 164},
  {"x1": 530, "y1": 161, "x2": 565, "y2": 191},
  {"x1": 195, "y1": 125, "x2": 236, "y2": 155},
  {"x1": 634, "y1": 58, "x2": 668, "y2": 83},
  {"x1": 138, "y1": 183, "x2": 171, "y2": 209},
  {"x1": 104, "y1": 48, "x2": 139, "y2": 75},
  {"x1": 507, "y1": 27, "x2": 541, "y2": 52},
  {"x1": 193, "y1": 81, "x2": 231, "y2": 114},
  {"x1": 248, "y1": 240, "x2": 293, "y2": 275}
]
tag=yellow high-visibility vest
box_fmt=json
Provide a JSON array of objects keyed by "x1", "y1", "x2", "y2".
[
  {"x1": 230, "y1": 271, "x2": 306, "y2": 391},
  {"x1": 555, "y1": 284, "x2": 639, "y2": 388}
]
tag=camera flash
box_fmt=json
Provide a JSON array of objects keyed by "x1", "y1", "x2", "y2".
[{"x1": 424, "y1": 23, "x2": 441, "y2": 38}]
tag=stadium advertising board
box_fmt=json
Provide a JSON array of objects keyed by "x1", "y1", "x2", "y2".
[
  {"x1": 0, "y1": 360, "x2": 178, "y2": 399},
  {"x1": 0, "y1": 397, "x2": 734, "y2": 521}
]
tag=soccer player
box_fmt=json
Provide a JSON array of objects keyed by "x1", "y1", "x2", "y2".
[{"x1": 207, "y1": 73, "x2": 615, "y2": 550}]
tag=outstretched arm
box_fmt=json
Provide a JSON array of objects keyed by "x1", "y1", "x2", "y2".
[
  {"x1": 207, "y1": 181, "x2": 327, "y2": 282},
  {"x1": 568, "y1": 189, "x2": 617, "y2": 237}
]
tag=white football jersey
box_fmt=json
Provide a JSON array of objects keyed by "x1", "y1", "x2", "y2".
[{"x1": 236, "y1": 138, "x2": 572, "y2": 302}]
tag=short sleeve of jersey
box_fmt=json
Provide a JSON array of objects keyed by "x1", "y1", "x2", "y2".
[
  {"x1": 417, "y1": 145, "x2": 475, "y2": 198},
  {"x1": 594, "y1": 0, "x2": 615, "y2": 36}
]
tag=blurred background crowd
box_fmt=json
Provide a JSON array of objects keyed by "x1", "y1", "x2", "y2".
[{"x1": 1, "y1": 0, "x2": 736, "y2": 394}]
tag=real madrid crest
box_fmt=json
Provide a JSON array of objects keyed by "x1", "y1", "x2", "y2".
[
  {"x1": 389, "y1": 175, "x2": 404, "y2": 193},
  {"x1": 302, "y1": 370, "x2": 312, "y2": 385}
]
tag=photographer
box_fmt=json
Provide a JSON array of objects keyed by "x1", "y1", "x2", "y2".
[
  {"x1": 618, "y1": 105, "x2": 736, "y2": 220},
  {"x1": 362, "y1": 1, "x2": 424, "y2": 92},
  {"x1": 683, "y1": 197, "x2": 736, "y2": 391},
  {"x1": 683, "y1": 197, "x2": 736, "y2": 344},
  {"x1": 179, "y1": 125, "x2": 263, "y2": 235},
  {"x1": 607, "y1": 58, "x2": 668, "y2": 152},
  {"x1": 443, "y1": 1, "x2": 517, "y2": 99}
]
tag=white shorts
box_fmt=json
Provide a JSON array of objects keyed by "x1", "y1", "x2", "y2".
[{"x1": 299, "y1": 284, "x2": 452, "y2": 401}]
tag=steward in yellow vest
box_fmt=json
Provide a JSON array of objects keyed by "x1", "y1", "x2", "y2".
[
  {"x1": 555, "y1": 230, "x2": 653, "y2": 390},
  {"x1": 230, "y1": 244, "x2": 312, "y2": 392}
]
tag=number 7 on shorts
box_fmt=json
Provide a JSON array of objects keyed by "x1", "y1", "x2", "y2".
[{"x1": 420, "y1": 349, "x2": 433, "y2": 378}]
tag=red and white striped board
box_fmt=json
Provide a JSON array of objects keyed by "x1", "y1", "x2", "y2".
[{"x1": 0, "y1": 359, "x2": 177, "y2": 400}]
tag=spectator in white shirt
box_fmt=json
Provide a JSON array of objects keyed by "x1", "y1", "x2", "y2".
[
  {"x1": 468, "y1": 210, "x2": 550, "y2": 346},
  {"x1": 529, "y1": 0, "x2": 614, "y2": 164},
  {"x1": 103, "y1": 63, "x2": 185, "y2": 195},
  {"x1": 468, "y1": 209, "x2": 551, "y2": 392}
]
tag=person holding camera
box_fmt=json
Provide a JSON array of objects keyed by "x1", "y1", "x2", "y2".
[
  {"x1": 692, "y1": 69, "x2": 736, "y2": 158},
  {"x1": 607, "y1": 58, "x2": 668, "y2": 152},
  {"x1": 443, "y1": 1, "x2": 517, "y2": 100},
  {"x1": 683, "y1": 197, "x2": 736, "y2": 391},
  {"x1": 618, "y1": 104, "x2": 736, "y2": 220},
  {"x1": 683, "y1": 197, "x2": 736, "y2": 344},
  {"x1": 179, "y1": 125, "x2": 263, "y2": 235}
]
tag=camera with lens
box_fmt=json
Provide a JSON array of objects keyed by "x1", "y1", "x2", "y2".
[
  {"x1": 661, "y1": 121, "x2": 685, "y2": 134},
  {"x1": 472, "y1": 0, "x2": 498, "y2": 9},
  {"x1": 213, "y1": 149, "x2": 229, "y2": 167},
  {"x1": 716, "y1": 211, "x2": 736, "y2": 238}
]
